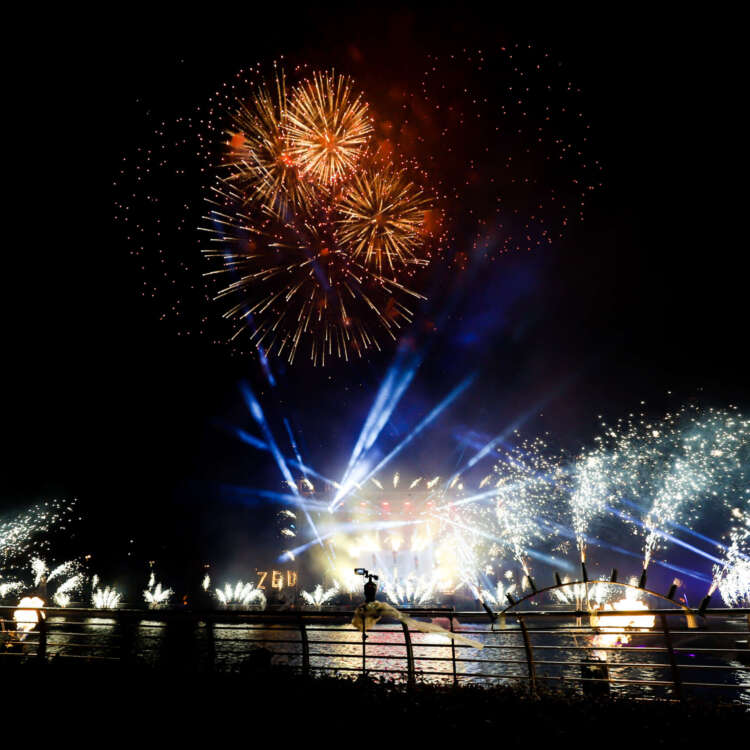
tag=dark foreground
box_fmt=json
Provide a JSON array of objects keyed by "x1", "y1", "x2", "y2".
[{"x1": 4, "y1": 658, "x2": 747, "y2": 740}]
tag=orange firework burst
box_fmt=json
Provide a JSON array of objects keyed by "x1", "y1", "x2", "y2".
[
  {"x1": 201, "y1": 178, "x2": 424, "y2": 365},
  {"x1": 224, "y1": 73, "x2": 312, "y2": 216},
  {"x1": 285, "y1": 71, "x2": 373, "y2": 185},
  {"x1": 336, "y1": 163, "x2": 432, "y2": 272}
]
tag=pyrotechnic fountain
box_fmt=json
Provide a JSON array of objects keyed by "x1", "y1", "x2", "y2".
[
  {"x1": 384, "y1": 573, "x2": 439, "y2": 606},
  {"x1": 52, "y1": 574, "x2": 84, "y2": 607},
  {"x1": 0, "y1": 405, "x2": 747, "y2": 619},
  {"x1": 92, "y1": 586, "x2": 121, "y2": 609},
  {"x1": 215, "y1": 581, "x2": 267, "y2": 609},
  {"x1": 0, "y1": 579, "x2": 23, "y2": 600},
  {"x1": 144, "y1": 573, "x2": 173, "y2": 609},
  {"x1": 711, "y1": 507, "x2": 750, "y2": 607},
  {"x1": 300, "y1": 584, "x2": 339, "y2": 608}
]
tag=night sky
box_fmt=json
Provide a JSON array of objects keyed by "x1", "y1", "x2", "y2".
[{"x1": 2, "y1": 10, "x2": 746, "y2": 592}]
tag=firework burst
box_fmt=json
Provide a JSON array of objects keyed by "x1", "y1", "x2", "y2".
[
  {"x1": 336, "y1": 163, "x2": 432, "y2": 273},
  {"x1": 224, "y1": 72, "x2": 312, "y2": 217},
  {"x1": 201, "y1": 180, "x2": 424, "y2": 364},
  {"x1": 286, "y1": 71, "x2": 373, "y2": 185}
]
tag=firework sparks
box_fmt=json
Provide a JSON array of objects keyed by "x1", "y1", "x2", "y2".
[
  {"x1": 332, "y1": 567, "x2": 362, "y2": 594},
  {"x1": 336, "y1": 163, "x2": 432, "y2": 273},
  {"x1": 144, "y1": 575, "x2": 174, "y2": 609},
  {"x1": 384, "y1": 573, "x2": 439, "y2": 606},
  {"x1": 52, "y1": 574, "x2": 84, "y2": 608},
  {"x1": 711, "y1": 507, "x2": 750, "y2": 607},
  {"x1": 493, "y1": 437, "x2": 567, "y2": 576},
  {"x1": 92, "y1": 586, "x2": 121, "y2": 609},
  {"x1": 300, "y1": 583, "x2": 339, "y2": 607},
  {"x1": 286, "y1": 71, "x2": 373, "y2": 185},
  {"x1": 216, "y1": 581, "x2": 267, "y2": 609},
  {"x1": 0, "y1": 579, "x2": 23, "y2": 600},
  {"x1": 570, "y1": 453, "x2": 610, "y2": 563},
  {"x1": 314, "y1": 472, "x2": 492, "y2": 600},
  {"x1": 201, "y1": 181, "x2": 424, "y2": 364},
  {"x1": 476, "y1": 575, "x2": 517, "y2": 607},
  {"x1": 586, "y1": 405, "x2": 749, "y2": 570},
  {"x1": 551, "y1": 578, "x2": 615, "y2": 609},
  {"x1": 224, "y1": 72, "x2": 312, "y2": 217},
  {"x1": 0, "y1": 500, "x2": 78, "y2": 566}
]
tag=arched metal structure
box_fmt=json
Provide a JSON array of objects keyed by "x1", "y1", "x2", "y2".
[{"x1": 500, "y1": 578, "x2": 698, "y2": 628}]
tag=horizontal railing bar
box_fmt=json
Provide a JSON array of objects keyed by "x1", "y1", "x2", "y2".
[
  {"x1": 45, "y1": 653, "x2": 122, "y2": 661},
  {"x1": 673, "y1": 664, "x2": 750, "y2": 670},
  {"x1": 673, "y1": 647, "x2": 750, "y2": 653},
  {"x1": 528, "y1": 645, "x2": 669, "y2": 652},
  {"x1": 2, "y1": 606, "x2": 748, "y2": 618}
]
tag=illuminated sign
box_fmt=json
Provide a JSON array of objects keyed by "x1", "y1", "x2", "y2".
[{"x1": 255, "y1": 569, "x2": 298, "y2": 590}]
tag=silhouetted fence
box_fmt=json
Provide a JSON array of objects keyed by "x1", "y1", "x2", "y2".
[{"x1": 1, "y1": 605, "x2": 747, "y2": 701}]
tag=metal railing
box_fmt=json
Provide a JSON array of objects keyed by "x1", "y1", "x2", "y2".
[{"x1": 1, "y1": 605, "x2": 748, "y2": 701}]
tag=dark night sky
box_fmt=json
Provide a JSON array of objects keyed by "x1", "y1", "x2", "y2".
[{"x1": 1, "y1": 9, "x2": 746, "y2": 586}]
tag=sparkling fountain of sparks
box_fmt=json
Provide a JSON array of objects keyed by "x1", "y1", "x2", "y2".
[
  {"x1": 551, "y1": 578, "x2": 617, "y2": 609},
  {"x1": 144, "y1": 574, "x2": 174, "y2": 609},
  {"x1": 332, "y1": 567, "x2": 362, "y2": 595},
  {"x1": 586, "y1": 405, "x2": 749, "y2": 571},
  {"x1": 300, "y1": 583, "x2": 339, "y2": 608},
  {"x1": 711, "y1": 507, "x2": 750, "y2": 607},
  {"x1": 92, "y1": 586, "x2": 122, "y2": 609},
  {"x1": 384, "y1": 573, "x2": 439, "y2": 606},
  {"x1": 570, "y1": 452, "x2": 611, "y2": 563},
  {"x1": 493, "y1": 436, "x2": 568, "y2": 576},
  {"x1": 215, "y1": 581, "x2": 267, "y2": 609},
  {"x1": 52, "y1": 573, "x2": 85, "y2": 608},
  {"x1": 474, "y1": 574, "x2": 517, "y2": 607},
  {"x1": 0, "y1": 579, "x2": 23, "y2": 600}
]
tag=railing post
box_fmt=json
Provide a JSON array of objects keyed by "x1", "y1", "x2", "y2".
[
  {"x1": 118, "y1": 611, "x2": 137, "y2": 664},
  {"x1": 449, "y1": 611, "x2": 458, "y2": 687},
  {"x1": 205, "y1": 616, "x2": 216, "y2": 672},
  {"x1": 361, "y1": 630, "x2": 367, "y2": 678},
  {"x1": 659, "y1": 613, "x2": 683, "y2": 701},
  {"x1": 518, "y1": 616, "x2": 536, "y2": 694},
  {"x1": 298, "y1": 616, "x2": 310, "y2": 676},
  {"x1": 400, "y1": 620, "x2": 416, "y2": 687},
  {"x1": 36, "y1": 609, "x2": 47, "y2": 661}
]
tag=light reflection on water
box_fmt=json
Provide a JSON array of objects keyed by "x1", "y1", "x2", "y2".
[{"x1": 23, "y1": 615, "x2": 749, "y2": 704}]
